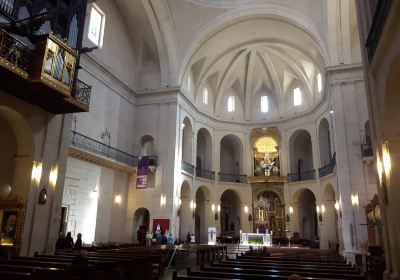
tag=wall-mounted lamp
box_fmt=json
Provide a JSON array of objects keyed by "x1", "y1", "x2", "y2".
[
  {"x1": 321, "y1": 204, "x2": 326, "y2": 214},
  {"x1": 316, "y1": 205, "x2": 320, "y2": 213},
  {"x1": 335, "y1": 201, "x2": 340, "y2": 211},
  {"x1": 182, "y1": 123, "x2": 186, "y2": 129},
  {"x1": 351, "y1": 194, "x2": 359, "y2": 206},
  {"x1": 211, "y1": 203, "x2": 215, "y2": 212},
  {"x1": 31, "y1": 161, "x2": 43, "y2": 185},
  {"x1": 49, "y1": 165, "x2": 58, "y2": 188},
  {"x1": 115, "y1": 194, "x2": 121, "y2": 204},
  {"x1": 244, "y1": 205, "x2": 249, "y2": 214},
  {"x1": 289, "y1": 206, "x2": 294, "y2": 214},
  {"x1": 160, "y1": 194, "x2": 166, "y2": 207},
  {"x1": 217, "y1": 204, "x2": 221, "y2": 212},
  {"x1": 377, "y1": 158, "x2": 383, "y2": 182},
  {"x1": 382, "y1": 143, "x2": 391, "y2": 173}
]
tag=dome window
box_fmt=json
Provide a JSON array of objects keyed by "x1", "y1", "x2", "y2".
[
  {"x1": 317, "y1": 73, "x2": 323, "y2": 93},
  {"x1": 294, "y1": 88, "x2": 302, "y2": 106},
  {"x1": 261, "y1": 96, "x2": 268, "y2": 113},
  {"x1": 203, "y1": 87, "x2": 208, "y2": 104},
  {"x1": 228, "y1": 96, "x2": 235, "y2": 112}
]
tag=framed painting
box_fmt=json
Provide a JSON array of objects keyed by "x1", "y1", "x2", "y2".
[{"x1": 0, "y1": 198, "x2": 26, "y2": 250}]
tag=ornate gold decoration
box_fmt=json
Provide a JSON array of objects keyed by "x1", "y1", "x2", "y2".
[{"x1": 254, "y1": 137, "x2": 278, "y2": 154}]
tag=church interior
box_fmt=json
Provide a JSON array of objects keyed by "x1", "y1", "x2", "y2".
[{"x1": 0, "y1": 0, "x2": 399, "y2": 279}]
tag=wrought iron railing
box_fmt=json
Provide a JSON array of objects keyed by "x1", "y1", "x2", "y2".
[
  {"x1": 181, "y1": 160, "x2": 194, "y2": 175},
  {"x1": 72, "y1": 79, "x2": 91, "y2": 106},
  {"x1": 288, "y1": 170, "x2": 316, "y2": 182},
  {"x1": 319, "y1": 153, "x2": 336, "y2": 178},
  {"x1": 366, "y1": 0, "x2": 394, "y2": 61},
  {"x1": 0, "y1": 0, "x2": 14, "y2": 17},
  {"x1": 361, "y1": 144, "x2": 373, "y2": 158},
  {"x1": 70, "y1": 131, "x2": 157, "y2": 167},
  {"x1": 195, "y1": 167, "x2": 215, "y2": 180},
  {"x1": 0, "y1": 28, "x2": 32, "y2": 75},
  {"x1": 218, "y1": 172, "x2": 247, "y2": 183}
]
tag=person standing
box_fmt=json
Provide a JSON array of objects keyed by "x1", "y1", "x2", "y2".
[
  {"x1": 64, "y1": 232, "x2": 74, "y2": 249},
  {"x1": 74, "y1": 233, "x2": 82, "y2": 251},
  {"x1": 186, "y1": 232, "x2": 191, "y2": 244},
  {"x1": 55, "y1": 232, "x2": 65, "y2": 253}
]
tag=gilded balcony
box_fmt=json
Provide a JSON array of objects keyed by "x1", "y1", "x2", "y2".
[
  {"x1": 248, "y1": 175, "x2": 287, "y2": 184},
  {"x1": 0, "y1": 29, "x2": 91, "y2": 114}
]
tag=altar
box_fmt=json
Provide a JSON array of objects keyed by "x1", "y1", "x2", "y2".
[{"x1": 241, "y1": 232, "x2": 271, "y2": 246}]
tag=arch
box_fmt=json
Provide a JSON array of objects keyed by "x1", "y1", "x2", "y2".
[
  {"x1": 133, "y1": 207, "x2": 150, "y2": 244},
  {"x1": 0, "y1": 106, "x2": 35, "y2": 200},
  {"x1": 220, "y1": 134, "x2": 243, "y2": 176},
  {"x1": 195, "y1": 185, "x2": 211, "y2": 243},
  {"x1": 292, "y1": 188, "x2": 318, "y2": 242},
  {"x1": 179, "y1": 180, "x2": 192, "y2": 241},
  {"x1": 196, "y1": 128, "x2": 212, "y2": 171},
  {"x1": 289, "y1": 129, "x2": 314, "y2": 180},
  {"x1": 318, "y1": 118, "x2": 331, "y2": 167},
  {"x1": 182, "y1": 117, "x2": 193, "y2": 164},
  {"x1": 322, "y1": 184, "x2": 338, "y2": 248},
  {"x1": 220, "y1": 189, "x2": 241, "y2": 237},
  {"x1": 140, "y1": 135, "x2": 155, "y2": 156}
]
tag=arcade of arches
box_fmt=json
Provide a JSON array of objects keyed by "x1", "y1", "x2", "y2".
[{"x1": 0, "y1": 1, "x2": 399, "y2": 279}]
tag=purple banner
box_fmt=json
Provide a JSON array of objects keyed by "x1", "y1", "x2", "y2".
[{"x1": 136, "y1": 156, "x2": 149, "y2": 189}]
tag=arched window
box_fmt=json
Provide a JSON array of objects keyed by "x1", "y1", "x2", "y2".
[
  {"x1": 88, "y1": 4, "x2": 105, "y2": 47},
  {"x1": 227, "y1": 96, "x2": 235, "y2": 112},
  {"x1": 317, "y1": 73, "x2": 322, "y2": 93},
  {"x1": 203, "y1": 87, "x2": 208, "y2": 104},
  {"x1": 261, "y1": 96, "x2": 268, "y2": 113},
  {"x1": 294, "y1": 88, "x2": 302, "y2": 106}
]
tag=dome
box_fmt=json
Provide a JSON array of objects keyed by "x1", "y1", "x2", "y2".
[{"x1": 184, "y1": 17, "x2": 326, "y2": 123}]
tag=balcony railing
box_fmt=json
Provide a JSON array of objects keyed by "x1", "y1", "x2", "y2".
[
  {"x1": 218, "y1": 173, "x2": 247, "y2": 183},
  {"x1": 0, "y1": 28, "x2": 31, "y2": 77},
  {"x1": 195, "y1": 167, "x2": 215, "y2": 180},
  {"x1": 318, "y1": 153, "x2": 336, "y2": 178},
  {"x1": 288, "y1": 170, "x2": 316, "y2": 183},
  {"x1": 70, "y1": 131, "x2": 157, "y2": 167},
  {"x1": 72, "y1": 79, "x2": 92, "y2": 107},
  {"x1": 181, "y1": 160, "x2": 194, "y2": 175},
  {"x1": 366, "y1": 0, "x2": 394, "y2": 61},
  {"x1": 0, "y1": 28, "x2": 91, "y2": 113},
  {"x1": 361, "y1": 144, "x2": 373, "y2": 158}
]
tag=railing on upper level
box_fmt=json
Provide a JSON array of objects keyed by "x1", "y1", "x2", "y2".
[
  {"x1": 181, "y1": 160, "x2": 194, "y2": 175},
  {"x1": 70, "y1": 131, "x2": 157, "y2": 167},
  {"x1": 318, "y1": 153, "x2": 337, "y2": 178},
  {"x1": 218, "y1": 172, "x2": 247, "y2": 183},
  {"x1": 195, "y1": 167, "x2": 215, "y2": 180},
  {"x1": 366, "y1": 0, "x2": 394, "y2": 61},
  {"x1": 361, "y1": 144, "x2": 374, "y2": 158},
  {"x1": 288, "y1": 170, "x2": 316, "y2": 183},
  {"x1": 0, "y1": 28, "x2": 32, "y2": 77},
  {"x1": 0, "y1": 28, "x2": 91, "y2": 113}
]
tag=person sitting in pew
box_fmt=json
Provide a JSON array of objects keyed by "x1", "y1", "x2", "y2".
[
  {"x1": 245, "y1": 245, "x2": 256, "y2": 256},
  {"x1": 258, "y1": 246, "x2": 270, "y2": 257},
  {"x1": 74, "y1": 233, "x2": 82, "y2": 251}
]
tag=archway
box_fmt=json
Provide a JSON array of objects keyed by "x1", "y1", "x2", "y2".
[
  {"x1": 322, "y1": 184, "x2": 337, "y2": 249},
  {"x1": 289, "y1": 130, "x2": 314, "y2": 181},
  {"x1": 220, "y1": 134, "x2": 243, "y2": 182},
  {"x1": 182, "y1": 117, "x2": 193, "y2": 164},
  {"x1": 0, "y1": 106, "x2": 34, "y2": 200},
  {"x1": 141, "y1": 135, "x2": 155, "y2": 156},
  {"x1": 133, "y1": 208, "x2": 150, "y2": 245},
  {"x1": 293, "y1": 188, "x2": 318, "y2": 243},
  {"x1": 318, "y1": 118, "x2": 331, "y2": 167},
  {"x1": 196, "y1": 128, "x2": 212, "y2": 172},
  {"x1": 179, "y1": 181, "x2": 192, "y2": 241},
  {"x1": 220, "y1": 189, "x2": 241, "y2": 237},
  {"x1": 195, "y1": 186, "x2": 211, "y2": 243}
]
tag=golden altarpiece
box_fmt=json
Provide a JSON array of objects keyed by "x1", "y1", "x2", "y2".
[{"x1": 249, "y1": 127, "x2": 287, "y2": 238}]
